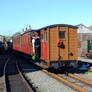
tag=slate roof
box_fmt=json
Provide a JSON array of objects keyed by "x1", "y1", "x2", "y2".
[{"x1": 77, "y1": 24, "x2": 92, "y2": 33}]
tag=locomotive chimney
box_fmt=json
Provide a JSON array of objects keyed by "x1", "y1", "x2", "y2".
[
  {"x1": 25, "y1": 27, "x2": 27, "y2": 31},
  {"x1": 29, "y1": 25, "x2": 31, "y2": 28}
]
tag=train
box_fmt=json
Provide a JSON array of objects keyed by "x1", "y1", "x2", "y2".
[
  {"x1": 12, "y1": 24, "x2": 78, "y2": 69},
  {"x1": 0, "y1": 35, "x2": 5, "y2": 53}
]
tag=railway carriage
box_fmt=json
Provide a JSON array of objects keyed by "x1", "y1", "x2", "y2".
[
  {"x1": 13, "y1": 35, "x2": 21, "y2": 51},
  {"x1": 12, "y1": 24, "x2": 78, "y2": 69}
]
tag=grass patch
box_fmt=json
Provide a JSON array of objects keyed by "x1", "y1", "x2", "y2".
[{"x1": 41, "y1": 88, "x2": 45, "y2": 92}]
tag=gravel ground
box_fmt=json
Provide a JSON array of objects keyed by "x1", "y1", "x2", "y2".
[
  {"x1": 0, "y1": 76, "x2": 4, "y2": 92},
  {"x1": 20, "y1": 60, "x2": 77, "y2": 92},
  {"x1": 59, "y1": 74, "x2": 92, "y2": 92},
  {"x1": 75, "y1": 72, "x2": 92, "y2": 82},
  {"x1": 25, "y1": 71, "x2": 77, "y2": 92}
]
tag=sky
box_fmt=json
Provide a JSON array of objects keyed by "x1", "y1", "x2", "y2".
[{"x1": 0, "y1": 0, "x2": 92, "y2": 36}]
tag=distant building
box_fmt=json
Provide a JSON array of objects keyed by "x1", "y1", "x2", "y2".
[
  {"x1": 0, "y1": 35, "x2": 5, "y2": 43},
  {"x1": 77, "y1": 24, "x2": 92, "y2": 57},
  {"x1": 77, "y1": 24, "x2": 92, "y2": 34}
]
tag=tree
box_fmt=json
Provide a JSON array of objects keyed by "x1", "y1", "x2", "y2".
[
  {"x1": 12, "y1": 32, "x2": 21, "y2": 36},
  {"x1": 88, "y1": 25, "x2": 92, "y2": 30},
  {"x1": 5, "y1": 36, "x2": 11, "y2": 41}
]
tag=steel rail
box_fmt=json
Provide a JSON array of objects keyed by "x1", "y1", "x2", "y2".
[
  {"x1": 42, "y1": 70, "x2": 88, "y2": 92},
  {"x1": 67, "y1": 73, "x2": 92, "y2": 86},
  {"x1": 3, "y1": 59, "x2": 9, "y2": 92},
  {"x1": 16, "y1": 61, "x2": 33, "y2": 92}
]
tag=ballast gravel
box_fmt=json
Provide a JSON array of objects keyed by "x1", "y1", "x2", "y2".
[
  {"x1": 0, "y1": 77, "x2": 4, "y2": 92},
  {"x1": 24, "y1": 69, "x2": 77, "y2": 92},
  {"x1": 75, "y1": 72, "x2": 92, "y2": 82}
]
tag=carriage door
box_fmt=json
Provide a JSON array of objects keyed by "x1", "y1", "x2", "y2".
[
  {"x1": 27, "y1": 34, "x2": 31, "y2": 55},
  {"x1": 41, "y1": 31, "x2": 44, "y2": 60},
  {"x1": 44, "y1": 29, "x2": 48, "y2": 61},
  {"x1": 59, "y1": 27, "x2": 68, "y2": 60},
  {"x1": 41, "y1": 29, "x2": 48, "y2": 61}
]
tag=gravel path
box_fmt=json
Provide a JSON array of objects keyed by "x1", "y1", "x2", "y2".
[{"x1": 20, "y1": 60, "x2": 77, "y2": 92}]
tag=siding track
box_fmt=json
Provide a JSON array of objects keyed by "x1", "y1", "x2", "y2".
[
  {"x1": 3, "y1": 55, "x2": 33, "y2": 92},
  {"x1": 0, "y1": 54, "x2": 8, "y2": 92},
  {"x1": 43, "y1": 70, "x2": 92, "y2": 92},
  {"x1": 11, "y1": 52, "x2": 92, "y2": 92},
  {"x1": 19, "y1": 58, "x2": 92, "y2": 92}
]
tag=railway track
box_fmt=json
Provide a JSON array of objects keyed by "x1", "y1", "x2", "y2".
[
  {"x1": 43, "y1": 70, "x2": 92, "y2": 92},
  {"x1": 11, "y1": 52, "x2": 92, "y2": 92},
  {"x1": 19, "y1": 59, "x2": 76, "y2": 92},
  {"x1": 0, "y1": 54, "x2": 8, "y2": 92},
  {"x1": 3, "y1": 55, "x2": 34, "y2": 92},
  {"x1": 18, "y1": 58, "x2": 92, "y2": 92}
]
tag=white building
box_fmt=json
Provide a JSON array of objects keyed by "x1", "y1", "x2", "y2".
[{"x1": 77, "y1": 24, "x2": 92, "y2": 34}]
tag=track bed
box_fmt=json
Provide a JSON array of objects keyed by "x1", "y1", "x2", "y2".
[{"x1": 4, "y1": 54, "x2": 33, "y2": 92}]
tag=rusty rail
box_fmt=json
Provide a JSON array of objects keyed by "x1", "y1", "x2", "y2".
[
  {"x1": 3, "y1": 59, "x2": 9, "y2": 92},
  {"x1": 67, "y1": 73, "x2": 92, "y2": 86},
  {"x1": 16, "y1": 61, "x2": 33, "y2": 92},
  {"x1": 42, "y1": 70, "x2": 88, "y2": 92}
]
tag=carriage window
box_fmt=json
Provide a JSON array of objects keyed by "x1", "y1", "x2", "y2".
[
  {"x1": 45, "y1": 32, "x2": 47, "y2": 42},
  {"x1": 41, "y1": 34, "x2": 43, "y2": 39},
  {"x1": 25, "y1": 37, "x2": 26, "y2": 43},
  {"x1": 59, "y1": 31, "x2": 65, "y2": 39},
  {"x1": 26, "y1": 37, "x2": 28, "y2": 44}
]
